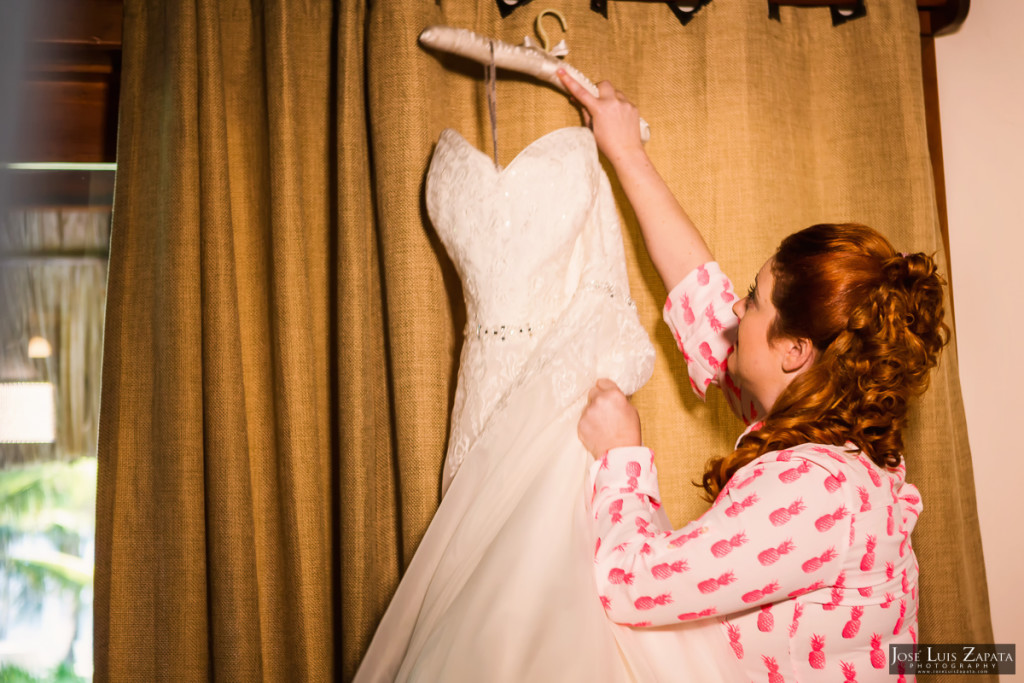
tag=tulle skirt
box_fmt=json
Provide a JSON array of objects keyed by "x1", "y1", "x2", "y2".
[{"x1": 355, "y1": 288, "x2": 741, "y2": 682}]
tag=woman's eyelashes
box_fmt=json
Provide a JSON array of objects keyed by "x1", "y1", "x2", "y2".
[{"x1": 746, "y1": 283, "x2": 757, "y2": 305}]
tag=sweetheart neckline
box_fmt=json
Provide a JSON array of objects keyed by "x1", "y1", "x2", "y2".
[{"x1": 437, "y1": 126, "x2": 593, "y2": 175}]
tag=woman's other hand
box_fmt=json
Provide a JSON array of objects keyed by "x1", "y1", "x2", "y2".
[
  {"x1": 578, "y1": 379, "x2": 642, "y2": 458},
  {"x1": 556, "y1": 70, "x2": 644, "y2": 167}
]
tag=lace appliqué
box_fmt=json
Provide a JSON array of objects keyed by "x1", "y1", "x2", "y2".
[{"x1": 427, "y1": 127, "x2": 655, "y2": 490}]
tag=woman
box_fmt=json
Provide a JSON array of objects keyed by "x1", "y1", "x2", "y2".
[{"x1": 560, "y1": 70, "x2": 947, "y2": 681}]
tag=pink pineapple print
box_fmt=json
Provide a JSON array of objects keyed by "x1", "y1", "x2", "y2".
[
  {"x1": 608, "y1": 568, "x2": 635, "y2": 585},
  {"x1": 624, "y1": 460, "x2": 642, "y2": 490},
  {"x1": 594, "y1": 537, "x2": 601, "y2": 558},
  {"x1": 881, "y1": 592, "x2": 896, "y2": 608},
  {"x1": 900, "y1": 491, "x2": 921, "y2": 506},
  {"x1": 600, "y1": 595, "x2": 611, "y2": 610},
  {"x1": 841, "y1": 661, "x2": 857, "y2": 682},
  {"x1": 779, "y1": 460, "x2": 813, "y2": 483},
  {"x1": 910, "y1": 626, "x2": 917, "y2": 644},
  {"x1": 758, "y1": 539, "x2": 796, "y2": 566},
  {"x1": 801, "y1": 548, "x2": 838, "y2": 573},
  {"x1": 823, "y1": 571, "x2": 846, "y2": 610},
  {"x1": 705, "y1": 303, "x2": 724, "y2": 332},
  {"x1": 859, "y1": 455, "x2": 883, "y2": 486},
  {"x1": 885, "y1": 561, "x2": 895, "y2": 581},
  {"x1": 860, "y1": 535, "x2": 878, "y2": 571},
  {"x1": 635, "y1": 516, "x2": 656, "y2": 538},
  {"x1": 749, "y1": 401, "x2": 758, "y2": 420},
  {"x1": 814, "y1": 505, "x2": 849, "y2": 531},
  {"x1": 609, "y1": 498, "x2": 623, "y2": 525},
  {"x1": 697, "y1": 571, "x2": 737, "y2": 594},
  {"x1": 858, "y1": 486, "x2": 871, "y2": 512},
  {"x1": 824, "y1": 470, "x2": 848, "y2": 492},
  {"x1": 769, "y1": 499, "x2": 806, "y2": 526},
  {"x1": 724, "y1": 371, "x2": 742, "y2": 399},
  {"x1": 721, "y1": 278, "x2": 734, "y2": 302},
  {"x1": 725, "y1": 493, "x2": 759, "y2": 517},
  {"x1": 843, "y1": 606, "x2": 865, "y2": 638},
  {"x1": 677, "y1": 607, "x2": 717, "y2": 621},
  {"x1": 858, "y1": 586, "x2": 874, "y2": 597},
  {"x1": 886, "y1": 505, "x2": 895, "y2": 535},
  {"x1": 651, "y1": 560, "x2": 688, "y2": 579},
  {"x1": 870, "y1": 633, "x2": 886, "y2": 669},
  {"x1": 696, "y1": 264, "x2": 710, "y2": 286},
  {"x1": 664, "y1": 294, "x2": 672, "y2": 311},
  {"x1": 808, "y1": 634, "x2": 826, "y2": 669},
  {"x1": 742, "y1": 581, "x2": 780, "y2": 604},
  {"x1": 893, "y1": 599, "x2": 907, "y2": 634},
  {"x1": 732, "y1": 466, "x2": 765, "y2": 490},
  {"x1": 775, "y1": 450, "x2": 793, "y2": 462},
  {"x1": 711, "y1": 532, "x2": 748, "y2": 558},
  {"x1": 726, "y1": 623, "x2": 743, "y2": 659},
  {"x1": 789, "y1": 603, "x2": 803, "y2": 637},
  {"x1": 613, "y1": 541, "x2": 630, "y2": 553},
  {"x1": 698, "y1": 342, "x2": 724, "y2": 372},
  {"x1": 901, "y1": 569, "x2": 910, "y2": 594},
  {"x1": 634, "y1": 593, "x2": 673, "y2": 610},
  {"x1": 639, "y1": 542, "x2": 653, "y2": 555},
  {"x1": 669, "y1": 528, "x2": 703, "y2": 547},
  {"x1": 788, "y1": 580, "x2": 825, "y2": 598},
  {"x1": 762, "y1": 656, "x2": 784, "y2": 683},
  {"x1": 897, "y1": 662, "x2": 907, "y2": 683},
  {"x1": 899, "y1": 528, "x2": 910, "y2": 557},
  {"x1": 680, "y1": 293, "x2": 695, "y2": 325},
  {"x1": 758, "y1": 604, "x2": 774, "y2": 632}
]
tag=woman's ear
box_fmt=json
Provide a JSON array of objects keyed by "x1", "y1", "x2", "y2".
[{"x1": 781, "y1": 336, "x2": 816, "y2": 374}]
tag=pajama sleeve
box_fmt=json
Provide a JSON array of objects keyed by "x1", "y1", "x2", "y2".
[
  {"x1": 590, "y1": 447, "x2": 853, "y2": 627},
  {"x1": 663, "y1": 261, "x2": 755, "y2": 424}
]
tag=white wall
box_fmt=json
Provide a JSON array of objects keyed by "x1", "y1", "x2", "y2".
[{"x1": 936, "y1": 0, "x2": 1024, "y2": 648}]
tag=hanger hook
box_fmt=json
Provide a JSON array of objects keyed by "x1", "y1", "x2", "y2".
[{"x1": 534, "y1": 9, "x2": 568, "y2": 53}]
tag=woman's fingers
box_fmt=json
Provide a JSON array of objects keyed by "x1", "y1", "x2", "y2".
[
  {"x1": 596, "y1": 80, "x2": 618, "y2": 99},
  {"x1": 556, "y1": 69, "x2": 597, "y2": 109},
  {"x1": 578, "y1": 380, "x2": 642, "y2": 457}
]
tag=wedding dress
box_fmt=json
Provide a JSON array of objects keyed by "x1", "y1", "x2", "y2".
[{"x1": 355, "y1": 126, "x2": 736, "y2": 682}]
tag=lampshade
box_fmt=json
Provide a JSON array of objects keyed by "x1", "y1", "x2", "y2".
[
  {"x1": 0, "y1": 382, "x2": 56, "y2": 443},
  {"x1": 28, "y1": 336, "x2": 53, "y2": 359}
]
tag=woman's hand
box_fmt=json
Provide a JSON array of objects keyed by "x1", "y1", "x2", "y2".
[
  {"x1": 556, "y1": 70, "x2": 645, "y2": 167},
  {"x1": 577, "y1": 379, "x2": 643, "y2": 458}
]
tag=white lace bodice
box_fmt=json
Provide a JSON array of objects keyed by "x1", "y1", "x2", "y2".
[{"x1": 426, "y1": 127, "x2": 654, "y2": 490}]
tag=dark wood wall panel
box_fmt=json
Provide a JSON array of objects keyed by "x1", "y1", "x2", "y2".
[{"x1": 13, "y1": 0, "x2": 122, "y2": 165}]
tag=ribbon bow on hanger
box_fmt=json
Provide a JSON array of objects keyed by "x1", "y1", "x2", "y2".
[{"x1": 521, "y1": 9, "x2": 570, "y2": 58}]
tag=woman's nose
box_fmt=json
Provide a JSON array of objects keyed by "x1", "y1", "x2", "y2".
[{"x1": 732, "y1": 299, "x2": 744, "y2": 318}]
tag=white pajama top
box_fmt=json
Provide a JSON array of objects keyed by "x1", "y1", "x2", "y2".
[{"x1": 590, "y1": 262, "x2": 921, "y2": 682}]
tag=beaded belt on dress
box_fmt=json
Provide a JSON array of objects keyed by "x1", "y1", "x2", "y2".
[{"x1": 467, "y1": 279, "x2": 636, "y2": 341}]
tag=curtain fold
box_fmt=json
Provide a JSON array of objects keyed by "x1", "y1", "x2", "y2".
[{"x1": 96, "y1": 0, "x2": 992, "y2": 680}]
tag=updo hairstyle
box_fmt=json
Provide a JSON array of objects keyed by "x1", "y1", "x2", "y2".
[{"x1": 702, "y1": 223, "x2": 950, "y2": 499}]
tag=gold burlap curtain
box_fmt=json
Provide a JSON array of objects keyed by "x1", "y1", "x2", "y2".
[{"x1": 96, "y1": 0, "x2": 992, "y2": 680}]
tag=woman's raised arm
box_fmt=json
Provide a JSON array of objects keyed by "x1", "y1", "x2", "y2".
[{"x1": 557, "y1": 70, "x2": 712, "y2": 292}]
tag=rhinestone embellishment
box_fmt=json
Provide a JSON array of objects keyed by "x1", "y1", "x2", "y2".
[{"x1": 467, "y1": 280, "x2": 635, "y2": 341}]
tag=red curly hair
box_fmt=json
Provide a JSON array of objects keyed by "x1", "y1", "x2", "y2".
[{"x1": 701, "y1": 223, "x2": 949, "y2": 499}]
